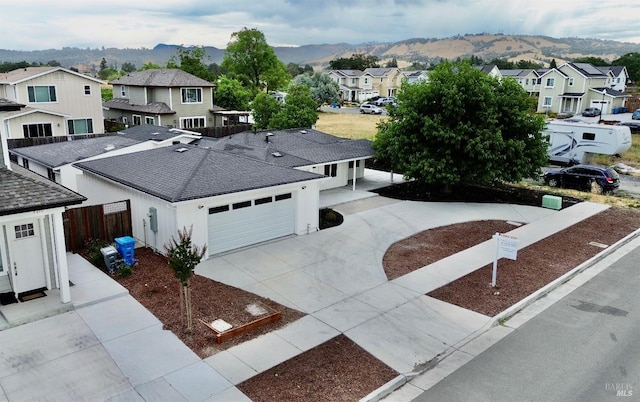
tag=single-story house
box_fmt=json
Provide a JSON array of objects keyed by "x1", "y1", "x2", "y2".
[
  {"x1": 0, "y1": 166, "x2": 85, "y2": 304},
  {"x1": 73, "y1": 128, "x2": 374, "y2": 257},
  {"x1": 9, "y1": 126, "x2": 202, "y2": 192}
]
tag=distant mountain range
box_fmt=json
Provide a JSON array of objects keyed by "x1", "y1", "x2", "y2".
[{"x1": 2, "y1": 34, "x2": 639, "y2": 72}]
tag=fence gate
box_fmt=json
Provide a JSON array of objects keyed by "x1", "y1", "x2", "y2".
[{"x1": 63, "y1": 200, "x2": 132, "y2": 252}]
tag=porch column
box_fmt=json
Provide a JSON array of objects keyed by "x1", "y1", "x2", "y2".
[
  {"x1": 52, "y1": 213, "x2": 71, "y2": 303},
  {"x1": 352, "y1": 161, "x2": 357, "y2": 191}
]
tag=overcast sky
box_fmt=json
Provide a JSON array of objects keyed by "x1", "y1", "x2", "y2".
[{"x1": 3, "y1": 0, "x2": 639, "y2": 51}]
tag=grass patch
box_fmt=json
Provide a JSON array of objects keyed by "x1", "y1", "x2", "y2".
[
  {"x1": 315, "y1": 110, "x2": 387, "y2": 140},
  {"x1": 593, "y1": 133, "x2": 640, "y2": 168}
]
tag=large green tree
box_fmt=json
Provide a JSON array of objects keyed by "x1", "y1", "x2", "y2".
[
  {"x1": 222, "y1": 27, "x2": 289, "y2": 93},
  {"x1": 167, "y1": 46, "x2": 214, "y2": 81},
  {"x1": 329, "y1": 53, "x2": 380, "y2": 70},
  {"x1": 251, "y1": 92, "x2": 281, "y2": 129},
  {"x1": 373, "y1": 61, "x2": 548, "y2": 189},
  {"x1": 268, "y1": 84, "x2": 318, "y2": 129},
  {"x1": 613, "y1": 52, "x2": 640, "y2": 83},
  {"x1": 293, "y1": 72, "x2": 340, "y2": 107},
  {"x1": 215, "y1": 75, "x2": 253, "y2": 110}
]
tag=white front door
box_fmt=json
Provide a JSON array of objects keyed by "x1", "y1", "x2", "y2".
[{"x1": 10, "y1": 221, "x2": 46, "y2": 294}]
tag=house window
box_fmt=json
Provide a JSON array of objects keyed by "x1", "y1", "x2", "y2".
[
  {"x1": 255, "y1": 196, "x2": 272, "y2": 205},
  {"x1": 364, "y1": 78, "x2": 369, "y2": 84},
  {"x1": 181, "y1": 88, "x2": 202, "y2": 103},
  {"x1": 209, "y1": 205, "x2": 229, "y2": 214},
  {"x1": 583, "y1": 133, "x2": 596, "y2": 141},
  {"x1": 132, "y1": 115, "x2": 142, "y2": 125},
  {"x1": 537, "y1": 78, "x2": 542, "y2": 84},
  {"x1": 348, "y1": 161, "x2": 361, "y2": 168},
  {"x1": 232, "y1": 200, "x2": 251, "y2": 210},
  {"x1": 27, "y1": 85, "x2": 57, "y2": 102},
  {"x1": 67, "y1": 118, "x2": 94, "y2": 135},
  {"x1": 145, "y1": 116, "x2": 155, "y2": 125},
  {"x1": 23, "y1": 123, "x2": 53, "y2": 138},
  {"x1": 543, "y1": 97, "x2": 552, "y2": 107},
  {"x1": 47, "y1": 168, "x2": 56, "y2": 181},
  {"x1": 180, "y1": 117, "x2": 206, "y2": 129},
  {"x1": 324, "y1": 163, "x2": 338, "y2": 177},
  {"x1": 617, "y1": 78, "x2": 621, "y2": 83},
  {"x1": 14, "y1": 224, "x2": 35, "y2": 239},
  {"x1": 120, "y1": 86, "x2": 127, "y2": 97},
  {"x1": 545, "y1": 78, "x2": 555, "y2": 88},
  {"x1": 84, "y1": 85, "x2": 91, "y2": 95},
  {"x1": 568, "y1": 77, "x2": 574, "y2": 86},
  {"x1": 525, "y1": 78, "x2": 529, "y2": 85},
  {"x1": 351, "y1": 78, "x2": 356, "y2": 85},
  {"x1": 22, "y1": 159, "x2": 29, "y2": 169},
  {"x1": 275, "y1": 193, "x2": 292, "y2": 201}
]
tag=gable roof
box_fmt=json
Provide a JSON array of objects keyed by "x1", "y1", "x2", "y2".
[
  {"x1": 597, "y1": 65, "x2": 627, "y2": 77},
  {"x1": 117, "y1": 125, "x2": 200, "y2": 142},
  {"x1": 9, "y1": 136, "x2": 141, "y2": 168},
  {"x1": 500, "y1": 69, "x2": 539, "y2": 78},
  {"x1": 0, "y1": 106, "x2": 70, "y2": 120},
  {"x1": 0, "y1": 166, "x2": 85, "y2": 216},
  {"x1": 0, "y1": 66, "x2": 104, "y2": 85},
  {"x1": 364, "y1": 68, "x2": 398, "y2": 77},
  {"x1": 563, "y1": 62, "x2": 607, "y2": 78},
  {"x1": 194, "y1": 128, "x2": 374, "y2": 168},
  {"x1": 109, "y1": 69, "x2": 215, "y2": 88},
  {"x1": 0, "y1": 98, "x2": 25, "y2": 111},
  {"x1": 74, "y1": 144, "x2": 324, "y2": 203}
]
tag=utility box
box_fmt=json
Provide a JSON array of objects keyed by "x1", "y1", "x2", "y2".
[
  {"x1": 115, "y1": 236, "x2": 136, "y2": 266},
  {"x1": 542, "y1": 195, "x2": 562, "y2": 210},
  {"x1": 149, "y1": 207, "x2": 158, "y2": 233},
  {"x1": 100, "y1": 246, "x2": 118, "y2": 273}
]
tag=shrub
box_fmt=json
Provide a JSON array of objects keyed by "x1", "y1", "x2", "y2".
[{"x1": 116, "y1": 265, "x2": 134, "y2": 278}]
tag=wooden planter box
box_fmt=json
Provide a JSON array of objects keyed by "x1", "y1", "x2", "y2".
[{"x1": 199, "y1": 302, "x2": 282, "y2": 343}]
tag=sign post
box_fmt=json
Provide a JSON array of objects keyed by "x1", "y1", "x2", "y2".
[{"x1": 492, "y1": 233, "x2": 519, "y2": 287}]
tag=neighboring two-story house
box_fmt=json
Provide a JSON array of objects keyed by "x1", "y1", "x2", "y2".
[
  {"x1": 103, "y1": 69, "x2": 219, "y2": 129},
  {"x1": 402, "y1": 70, "x2": 429, "y2": 84},
  {"x1": 0, "y1": 67, "x2": 105, "y2": 140},
  {"x1": 325, "y1": 70, "x2": 375, "y2": 103},
  {"x1": 364, "y1": 68, "x2": 403, "y2": 98},
  {"x1": 597, "y1": 66, "x2": 629, "y2": 92}
]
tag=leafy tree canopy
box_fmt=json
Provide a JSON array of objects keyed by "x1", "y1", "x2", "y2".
[
  {"x1": 251, "y1": 92, "x2": 281, "y2": 129},
  {"x1": 167, "y1": 46, "x2": 214, "y2": 81},
  {"x1": 329, "y1": 53, "x2": 380, "y2": 70},
  {"x1": 612, "y1": 52, "x2": 640, "y2": 83},
  {"x1": 385, "y1": 58, "x2": 398, "y2": 68},
  {"x1": 293, "y1": 71, "x2": 340, "y2": 107},
  {"x1": 121, "y1": 62, "x2": 136, "y2": 73},
  {"x1": 268, "y1": 84, "x2": 319, "y2": 129},
  {"x1": 215, "y1": 75, "x2": 253, "y2": 110},
  {"x1": 373, "y1": 61, "x2": 548, "y2": 189},
  {"x1": 222, "y1": 27, "x2": 288, "y2": 94},
  {"x1": 141, "y1": 61, "x2": 162, "y2": 70},
  {"x1": 571, "y1": 56, "x2": 609, "y2": 66}
]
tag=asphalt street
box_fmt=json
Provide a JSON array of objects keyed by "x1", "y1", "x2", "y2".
[{"x1": 413, "y1": 243, "x2": 640, "y2": 402}]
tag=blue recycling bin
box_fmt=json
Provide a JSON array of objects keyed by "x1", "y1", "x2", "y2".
[{"x1": 114, "y1": 236, "x2": 136, "y2": 266}]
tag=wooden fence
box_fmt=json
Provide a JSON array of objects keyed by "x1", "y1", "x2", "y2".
[{"x1": 63, "y1": 200, "x2": 132, "y2": 252}]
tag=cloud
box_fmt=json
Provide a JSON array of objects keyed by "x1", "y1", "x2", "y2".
[{"x1": 1, "y1": 0, "x2": 639, "y2": 51}]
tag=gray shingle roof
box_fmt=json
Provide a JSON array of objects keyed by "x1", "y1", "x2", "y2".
[
  {"x1": 0, "y1": 98, "x2": 25, "y2": 111},
  {"x1": 9, "y1": 136, "x2": 141, "y2": 168},
  {"x1": 117, "y1": 125, "x2": 200, "y2": 142},
  {"x1": 0, "y1": 167, "x2": 85, "y2": 216},
  {"x1": 103, "y1": 98, "x2": 175, "y2": 114},
  {"x1": 109, "y1": 69, "x2": 215, "y2": 87},
  {"x1": 74, "y1": 144, "x2": 324, "y2": 203},
  {"x1": 194, "y1": 128, "x2": 374, "y2": 167}
]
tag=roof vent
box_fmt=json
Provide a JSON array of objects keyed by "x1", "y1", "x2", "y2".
[
  {"x1": 265, "y1": 132, "x2": 274, "y2": 143},
  {"x1": 151, "y1": 132, "x2": 160, "y2": 136},
  {"x1": 271, "y1": 152, "x2": 282, "y2": 157},
  {"x1": 299, "y1": 130, "x2": 307, "y2": 134},
  {"x1": 175, "y1": 147, "x2": 188, "y2": 153},
  {"x1": 104, "y1": 145, "x2": 115, "y2": 151}
]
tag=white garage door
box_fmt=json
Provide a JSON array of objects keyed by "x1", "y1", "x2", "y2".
[{"x1": 208, "y1": 193, "x2": 295, "y2": 255}]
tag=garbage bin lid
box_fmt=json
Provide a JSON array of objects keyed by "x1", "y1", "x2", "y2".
[{"x1": 100, "y1": 245, "x2": 117, "y2": 254}]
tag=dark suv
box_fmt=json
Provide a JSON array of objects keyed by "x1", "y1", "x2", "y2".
[
  {"x1": 543, "y1": 164, "x2": 620, "y2": 193},
  {"x1": 581, "y1": 107, "x2": 601, "y2": 117}
]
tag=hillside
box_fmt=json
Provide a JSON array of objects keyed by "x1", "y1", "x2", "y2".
[{"x1": 1, "y1": 34, "x2": 639, "y2": 72}]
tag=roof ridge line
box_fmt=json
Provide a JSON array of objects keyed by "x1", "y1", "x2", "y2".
[{"x1": 174, "y1": 146, "x2": 211, "y2": 202}]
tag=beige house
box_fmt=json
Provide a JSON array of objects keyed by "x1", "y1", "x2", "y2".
[
  {"x1": 0, "y1": 67, "x2": 105, "y2": 139},
  {"x1": 364, "y1": 68, "x2": 403, "y2": 97},
  {"x1": 325, "y1": 70, "x2": 376, "y2": 103},
  {"x1": 103, "y1": 69, "x2": 220, "y2": 129}
]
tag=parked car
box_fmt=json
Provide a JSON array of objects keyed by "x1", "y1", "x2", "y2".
[
  {"x1": 632, "y1": 109, "x2": 640, "y2": 120},
  {"x1": 374, "y1": 96, "x2": 396, "y2": 106},
  {"x1": 581, "y1": 107, "x2": 601, "y2": 117},
  {"x1": 543, "y1": 164, "x2": 620, "y2": 193},
  {"x1": 617, "y1": 121, "x2": 640, "y2": 134},
  {"x1": 359, "y1": 102, "x2": 384, "y2": 114}
]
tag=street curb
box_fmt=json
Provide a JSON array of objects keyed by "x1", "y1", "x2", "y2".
[{"x1": 364, "y1": 226, "x2": 640, "y2": 401}]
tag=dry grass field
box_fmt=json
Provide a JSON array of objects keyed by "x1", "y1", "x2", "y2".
[{"x1": 315, "y1": 109, "x2": 387, "y2": 140}]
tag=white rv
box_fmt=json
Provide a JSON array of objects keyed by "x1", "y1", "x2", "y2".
[{"x1": 544, "y1": 121, "x2": 632, "y2": 165}]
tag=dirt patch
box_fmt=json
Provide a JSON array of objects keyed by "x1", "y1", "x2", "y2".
[
  {"x1": 114, "y1": 248, "x2": 305, "y2": 358},
  {"x1": 237, "y1": 335, "x2": 397, "y2": 402},
  {"x1": 426, "y1": 207, "x2": 640, "y2": 316}
]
